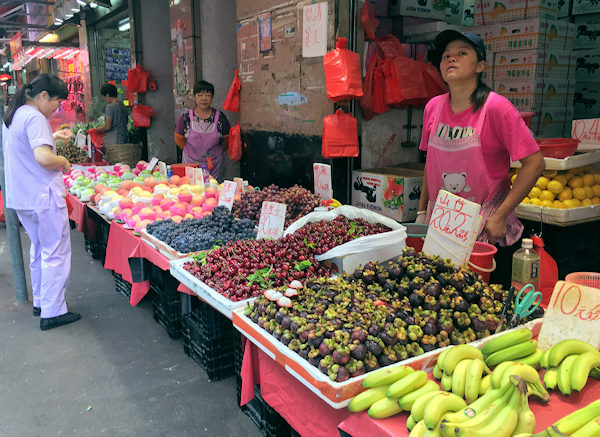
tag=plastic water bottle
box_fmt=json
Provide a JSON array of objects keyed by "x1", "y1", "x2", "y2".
[
  {"x1": 201, "y1": 165, "x2": 209, "y2": 185},
  {"x1": 511, "y1": 238, "x2": 540, "y2": 291},
  {"x1": 166, "y1": 165, "x2": 173, "y2": 178}
]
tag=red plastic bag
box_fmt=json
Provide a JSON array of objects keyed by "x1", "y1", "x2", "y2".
[
  {"x1": 323, "y1": 37, "x2": 363, "y2": 103},
  {"x1": 359, "y1": 55, "x2": 378, "y2": 121},
  {"x1": 418, "y1": 62, "x2": 448, "y2": 104},
  {"x1": 127, "y1": 65, "x2": 150, "y2": 94},
  {"x1": 360, "y1": 2, "x2": 379, "y2": 41},
  {"x1": 132, "y1": 104, "x2": 156, "y2": 128},
  {"x1": 322, "y1": 109, "x2": 359, "y2": 159},
  {"x1": 382, "y1": 58, "x2": 403, "y2": 106},
  {"x1": 531, "y1": 236, "x2": 558, "y2": 308},
  {"x1": 228, "y1": 123, "x2": 244, "y2": 162},
  {"x1": 223, "y1": 69, "x2": 241, "y2": 112},
  {"x1": 372, "y1": 60, "x2": 389, "y2": 114},
  {"x1": 392, "y1": 57, "x2": 429, "y2": 107},
  {"x1": 88, "y1": 128, "x2": 105, "y2": 146}
]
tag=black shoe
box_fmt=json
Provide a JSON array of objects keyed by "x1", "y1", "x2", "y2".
[
  {"x1": 40, "y1": 312, "x2": 81, "y2": 331},
  {"x1": 33, "y1": 307, "x2": 41, "y2": 317}
]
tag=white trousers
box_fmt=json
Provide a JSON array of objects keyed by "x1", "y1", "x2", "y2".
[{"x1": 16, "y1": 198, "x2": 71, "y2": 318}]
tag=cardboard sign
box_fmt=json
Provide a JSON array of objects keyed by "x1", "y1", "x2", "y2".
[
  {"x1": 302, "y1": 2, "x2": 328, "y2": 58},
  {"x1": 158, "y1": 161, "x2": 167, "y2": 177},
  {"x1": 86, "y1": 135, "x2": 92, "y2": 158},
  {"x1": 422, "y1": 190, "x2": 482, "y2": 266},
  {"x1": 313, "y1": 163, "x2": 332, "y2": 201},
  {"x1": 234, "y1": 177, "x2": 244, "y2": 195},
  {"x1": 571, "y1": 118, "x2": 600, "y2": 151},
  {"x1": 257, "y1": 201, "x2": 287, "y2": 240},
  {"x1": 218, "y1": 181, "x2": 237, "y2": 210},
  {"x1": 75, "y1": 131, "x2": 87, "y2": 149},
  {"x1": 194, "y1": 168, "x2": 205, "y2": 189},
  {"x1": 538, "y1": 281, "x2": 600, "y2": 350},
  {"x1": 146, "y1": 157, "x2": 158, "y2": 172},
  {"x1": 185, "y1": 166, "x2": 196, "y2": 185}
]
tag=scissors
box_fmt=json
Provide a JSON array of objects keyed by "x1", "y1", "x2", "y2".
[{"x1": 509, "y1": 284, "x2": 542, "y2": 328}]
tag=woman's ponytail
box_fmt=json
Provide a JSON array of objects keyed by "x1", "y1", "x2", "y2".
[
  {"x1": 471, "y1": 75, "x2": 491, "y2": 113},
  {"x1": 3, "y1": 83, "x2": 30, "y2": 127}
]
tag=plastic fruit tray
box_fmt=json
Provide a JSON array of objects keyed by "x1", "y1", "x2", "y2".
[
  {"x1": 140, "y1": 229, "x2": 202, "y2": 260},
  {"x1": 232, "y1": 305, "x2": 543, "y2": 409},
  {"x1": 516, "y1": 203, "x2": 600, "y2": 225}
]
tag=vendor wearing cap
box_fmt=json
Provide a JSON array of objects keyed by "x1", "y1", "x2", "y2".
[{"x1": 416, "y1": 31, "x2": 545, "y2": 282}]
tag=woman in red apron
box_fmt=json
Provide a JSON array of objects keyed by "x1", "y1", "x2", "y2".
[
  {"x1": 174, "y1": 81, "x2": 231, "y2": 181},
  {"x1": 417, "y1": 31, "x2": 545, "y2": 284}
]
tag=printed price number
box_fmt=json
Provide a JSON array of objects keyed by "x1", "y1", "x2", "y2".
[
  {"x1": 218, "y1": 181, "x2": 237, "y2": 210},
  {"x1": 257, "y1": 201, "x2": 287, "y2": 240},
  {"x1": 548, "y1": 281, "x2": 600, "y2": 322},
  {"x1": 428, "y1": 192, "x2": 473, "y2": 243}
]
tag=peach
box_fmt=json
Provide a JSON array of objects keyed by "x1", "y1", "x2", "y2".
[
  {"x1": 135, "y1": 219, "x2": 153, "y2": 233},
  {"x1": 202, "y1": 203, "x2": 216, "y2": 213},
  {"x1": 132, "y1": 202, "x2": 146, "y2": 215},
  {"x1": 179, "y1": 176, "x2": 190, "y2": 185},
  {"x1": 156, "y1": 179, "x2": 169, "y2": 186},
  {"x1": 178, "y1": 190, "x2": 193, "y2": 203},
  {"x1": 170, "y1": 202, "x2": 187, "y2": 217},
  {"x1": 171, "y1": 215, "x2": 183, "y2": 224},
  {"x1": 142, "y1": 186, "x2": 153, "y2": 193},
  {"x1": 169, "y1": 175, "x2": 181, "y2": 186},
  {"x1": 94, "y1": 183, "x2": 108, "y2": 195},
  {"x1": 204, "y1": 187, "x2": 218, "y2": 199},
  {"x1": 160, "y1": 199, "x2": 175, "y2": 211},
  {"x1": 191, "y1": 195, "x2": 204, "y2": 206},
  {"x1": 204, "y1": 197, "x2": 218, "y2": 206},
  {"x1": 152, "y1": 205, "x2": 162, "y2": 214},
  {"x1": 160, "y1": 210, "x2": 172, "y2": 219},
  {"x1": 93, "y1": 193, "x2": 102, "y2": 204},
  {"x1": 144, "y1": 177, "x2": 156, "y2": 188},
  {"x1": 190, "y1": 206, "x2": 203, "y2": 215},
  {"x1": 120, "y1": 180, "x2": 134, "y2": 191},
  {"x1": 139, "y1": 207, "x2": 156, "y2": 221},
  {"x1": 119, "y1": 198, "x2": 133, "y2": 210},
  {"x1": 120, "y1": 208, "x2": 134, "y2": 221}
]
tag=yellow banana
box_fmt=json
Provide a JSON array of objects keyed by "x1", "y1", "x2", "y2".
[
  {"x1": 551, "y1": 398, "x2": 600, "y2": 434},
  {"x1": 433, "y1": 363, "x2": 443, "y2": 380},
  {"x1": 398, "y1": 380, "x2": 440, "y2": 411},
  {"x1": 543, "y1": 368, "x2": 558, "y2": 390},
  {"x1": 484, "y1": 340, "x2": 538, "y2": 367},
  {"x1": 571, "y1": 416, "x2": 600, "y2": 437},
  {"x1": 465, "y1": 359, "x2": 485, "y2": 404},
  {"x1": 411, "y1": 390, "x2": 443, "y2": 422},
  {"x1": 441, "y1": 384, "x2": 512, "y2": 425},
  {"x1": 513, "y1": 348, "x2": 544, "y2": 369},
  {"x1": 500, "y1": 363, "x2": 550, "y2": 402},
  {"x1": 368, "y1": 397, "x2": 402, "y2": 419},
  {"x1": 387, "y1": 370, "x2": 428, "y2": 399},
  {"x1": 362, "y1": 365, "x2": 415, "y2": 388},
  {"x1": 442, "y1": 345, "x2": 483, "y2": 376},
  {"x1": 513, "y1": 384, "x2": 536, "y2": 435},
  {"x1": 490, "y1": 361, "x2": 515, "y2": 389},
  {"x1": 410, "y1": 420, "x2": 428, "y2": 437},
  {"x1": 424, "y1": 392, "x2": 467, "y2": 430},
  {"x1": 437, "y1": 347, "x2": 451, "y2": 371},
  {"x1": 478, "y1": 374, "x2": 491, "y2": 395},
  {"x1": 441, "y1": 372, "x2": 453, "y2": 392},
  {"x1": 452, "y1": 359, "x2": 472, "y2": 399},
  {"x1": 591, "y1": 366, "x2": 600, "y2": 380},
  {"x1": 407, "y1": 414, "x2": 417, "y2": 432},
  {"x1": 570, "y1": 350, "x2": 600, "y2": 393},
  {"x1": 546, "y1": 339, "x2": 597, "y2": 368},
  {"x1": 481, "y1": 328, "x2": 533, "y2": 357},
  {"x1": 557, "y1": 354, "x2": 578, "y2": 396},
  {"x1": 348, "y1": 385, "x2": 389, "y2": 412}
]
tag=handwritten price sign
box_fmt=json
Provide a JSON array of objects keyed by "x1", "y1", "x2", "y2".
[
  {"x1": 302, "y1": 2, "x2": 328, "y2": 58},
  {"x1": 257, "y1": 201, "x2": 287, "y2": 240},
  {"x1": 538, "y1": 281, "x2": 600, "y2": 350},
  {"x1": 571, "y1": 118, "x2": 600, "y2": 151},
  {"x1": 146, "y1": 157, "x2": 159, "y2": 172},
  {"x1": 218, "y1": 181, "x2": 237, "y2": 210},
  {"x1": 185, "y1": 166, "x2": 196, "y2": 185},
  {"x1": 429, "y1": 192, "x2": 474, "y2": 243},
  {"x1": 313, "y1": 163, "x2": 332, "y2": 201}
]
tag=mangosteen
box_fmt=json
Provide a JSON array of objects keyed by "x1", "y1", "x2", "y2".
[
  {"x1": 272, "y1": 328, "x2": 283, "y2": 340},
  {"x1": 409, "y1": 277, "x2": 425, "y2": 292},
  {"x1": 425, "y1": 282, "x2": 441, "y2": 298},
  {"x1": 350, "y1": 270, "x2": 363, "y2": 282},
  {"x1": 351, "y1": 329, "x2": 368, "y2": 343},
  {"x1": 383, "y1": 281, "x2": 396, "y2": 294},
  {"x1": 251, "y1": 313, "x2": 260, "y2": 323},
  {"x1": 396, "y1": 285, "x2": 409, "y2": 298},
  {"x1": 453, "y1": 296, "x2": 469, "y2": 312},
  {"x1": 376, "y1": 271, "x2": 389, "y2": 286},
  {"x1": 298, "y1": 348, "x2": 310, "y2": 360},
  {"x1": 421, "y1": 343, "x2": 437, "y2": 353},
  {"x1": 449, "y1": 275, "x2": 466, "y2": 290},
  {"x1": 336, "y1": 366, "x2": 350, "y2": 382},
  {"x1": 318, "y1": 358, "x2": 330, "y2": 374},
  {"x1": 364, "y1": 354, "x2": 379, "y2": 372},
  {"x1": 308, "y1": 357, "x2": 320, "y2": 367},
  {"x1": 298, "y1": 329, "x2": 310, "y2": 343},
  {"x1": 319, "y1": 341, "x2": 333, "y2": 357},
  {"x1": 351, "y1": 366, "x2": 366, "y2": 378},
  {"x1": 416, "y1": 267, "x2": 433, "y2": 281},
  {"x1": 351, "y1": 343, "x2": 367, "y2": 361},
  {"x1": 389, "y1": 266, "x2": 403, "y2": 280},
  {"x1": 332, "y1": 348, "x2": 350, "y2": 365},
  {"x1": 422, "y1": 320, "x2": 438, "y2": 336},
  {"x1": 257, "y1": 303, "x2": 267, "y2": 314},
  {"x1": 403, "y1": 247, "x2": 417, "y2": 257},
  {"x1": 331, "y1": 318, "x2": 343, "y2": 330},
  {"x1": 364, "y1": 262, "x2": 377, "y2": 271},
  {"x1": 396, "y1": 310, "x2": 415, "y2": 326},
  {"x1": 471, "y1": 316, "x2": 488, "y2": 332},
  {"x1": 308, "y1": 333, "x2": 324, "y2": 348},
  {"x1": 408, "y1": 292, "x2": 425, "y2": 308},
  {"x1": 275, "y1": 310, "x2": 286, "y2": 324},
  {"x1": 257, "y1": 319, "x2": 266, "y2": 329},
  {"x1": 280, "y1": 332, "x2": 293, "y2": 346},
  {"x1": 326, "y1": 289, "x2": 337, "y2": 299},
  {"x1": 378, "y1": 354, "x2": 397, "y2": 367},
  {"x1": 365, "y1": 339, "x2": 383, "y2": 356},
  {"x1": 380, "y1": 331, "x2": 397, "y2": 346},
  {"x1": 299, "y1": 311, "x2": 309, "y2": 318},
  {"x1": 368, "y1": 325, "x2": 380, "y2": 337}
]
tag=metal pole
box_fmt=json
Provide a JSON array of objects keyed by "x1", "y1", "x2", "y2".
[{"x1": 0, "y1": 103, "x2": 29, "y2": 304}]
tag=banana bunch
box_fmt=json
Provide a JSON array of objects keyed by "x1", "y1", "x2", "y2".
[
  {"x1": 433, "y1": 345, "x2": 490, "y2": 403},
  {"x1": 437, "y1": 375, "x2": 534, "y2": 437},
  {"x1": 482, "y1": 328, "x2": 542, "y2": 368},
  {"x1": 407, "y1": 391, "x2": 466, "y2": 435},
  {"x1": 489, "y1": 361, "x2": 550, "y2": 401},
  {"x1": 525, "y1": 398, "x2": 600, "y2": 437},
  {"x1": 347, "y1": 365, "x2": 439, "y2": 419},
  {"x1": 540, "y1": 339, "x2": 600, "y2": 396}
]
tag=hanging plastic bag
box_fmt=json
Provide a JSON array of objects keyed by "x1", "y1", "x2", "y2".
[
  {"x1": 228, "y1": 123, "x2": 244, "y2": 162},
  {"x1": 359, "y1": 55, "x2": 378, "y2": 121},
  {"x1": 322, "y1": 109, "x2": 359, "y2": 159},
  {"x1": 87, "y1": 128, "x2": 105, "y2": 146},
  {"x1": 223, "y1": 69, "x2": 241, "y2": 112},
  {"x1": 360, "y1": 2, "x2": 379, "y2": 41},
  {"x1": 372, "y1": 59, "x2": 389, "y2": 114},
  {"x1": 132, "y1": 104, "x2": 156, "y2": 128},
  {"x1": 323, "y1": 37, "x2": 363, "y2": 103},
  {"x1": 418, "y1": 61, "x2": 448, "y2": 105},
  {"x1": 381, "y1": 58, "x2": 404, "y2": 106},
  {"x1": 531, "y1": 236, "x2": 558, "y2": 308},
  {"x1": 127, "y1": 65, "x2": 150, "y2": 94},
  {"x1": 391, "y1": 57, "x2": 429, "y2": 107}
]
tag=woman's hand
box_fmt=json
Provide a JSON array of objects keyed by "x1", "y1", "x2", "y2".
[
  {"x1": 53, "y1": 128, "x2": 73, "y2": 142},
  {"x1": 61, "y1": 156, "x2": 71, "y2": 174},
  {"x1": 485, "y1": 212, "x2": 507, "y2": 244}
]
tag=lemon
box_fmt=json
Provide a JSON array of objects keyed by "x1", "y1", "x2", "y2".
[
  {"x1": 584, "y1": 186, "x2": 594, "y2": 199},
  {"x1": 511, "y1": 173, "x2": 518, "y2": 184},
  {"x1": 529, "y1": 198, "x2": 542, "y2": 206},
  {"x1": 547, "y1": 180, "x2": 563, "y2": 195},
  {"x1": 592, "y1": 197, "x2": 600, "y2": 205},
  {"x1": 567, "y1": 168, "x2": 580, "y2": 175},
  {"x1": 529, "y1": 187, "x2": 542, "y2": 199},
  {"x1": 543, "y1": 170, "x2": 558, "y2": 178},
  {"x1": 573, "y1": 187, "x2": 587, "y2": 201},
  {"x1": 536, "y1": 176, "x2": 550, "y2": 190},
  {"x1": 582, "y1": 198, "x2": 593, "y2": 206},
  {"x1": 553, "y1": 200, "x2": 564, "y2": 209},
  {"x1": 595, "y1": 174, "x2": 600, "y2": 184},
  {"x1": 583, "y1": 174, "x2": 595, "y2": 186},
  {"x1": 521, "y1": 197, "x2": 530, "y2": 204},
  {"x1": 540, "y1": 200, "x2": 554, "y2": 207},
  {"x1": 539, "y1": 190, "x2": 554, "y2": 201},
  {"x1": 563, "y1": 199, "x2": 578, "y2": 208},
  {"x1": 593, "y1": 185, "x2": 600, "y2": 197},
  {"x1": 568, "y1": 176, "x2": 584, "y2": 189},
  {"x1": 565, "y1": 172, "x2": 575, "y2": 181},
  {"x1": 572, "y1": 198, "x2": 582, "y2": 207},
  {"x1": 553, "y1": 174, "x2": 568, "y2": 186},
  {"x1": 558, "y1": 187, "x2": 572, "y2": 201}
]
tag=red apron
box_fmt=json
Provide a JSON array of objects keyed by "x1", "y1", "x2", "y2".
[
  {"x1": 425, "y1": 93, "x2": 523, "y2": 246},
  {"x1": 182, "y1": 109, "x2": 225, "y2": 181}
]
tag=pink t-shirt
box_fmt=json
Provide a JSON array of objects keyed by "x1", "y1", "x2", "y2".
[{"x1": 419, "y1": 92, "x2": 539, "y2": 181}]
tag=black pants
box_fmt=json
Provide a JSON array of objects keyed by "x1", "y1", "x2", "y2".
[{"x1": 489, "y1": 242, "x2": 520, "y2": 289}]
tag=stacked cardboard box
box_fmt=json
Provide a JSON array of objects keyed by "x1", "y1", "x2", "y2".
[{"x1": 570, "y1": 15, "x2": 600, "y2": 119}]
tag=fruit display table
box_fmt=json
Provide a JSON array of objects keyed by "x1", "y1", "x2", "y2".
[{"x1": 67, "y1": 193, "x2": 97, "y2": 238}]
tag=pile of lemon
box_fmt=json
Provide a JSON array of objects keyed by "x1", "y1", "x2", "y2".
[{"x1": 514, "y1": 167, "x2": 600, "y2": 208}]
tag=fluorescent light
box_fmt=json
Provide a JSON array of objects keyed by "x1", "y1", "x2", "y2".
[
  {"x1": 39, "y1": 33, "x2": 58, "y2": 43},
  {"x1": 118, "y1": 18, "x2": 130, "y2": 32},
  {"x1": 77, "y1": 0, "x2": 87, "y2": 5}
]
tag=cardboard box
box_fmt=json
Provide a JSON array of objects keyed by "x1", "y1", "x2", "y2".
[
  {"x1": 572, "y1": 0, "x2": 600, "y2": 15},
  {"x1": 402, "y1": 20, "x2": 469, "y2": 42},
  {"x1": 494, "y1": 49, "x2": 571, "y2": 81},
  {"x1": 367, "y1": 0, "x2": 390, "y2": 16},
  {"x1": 351, "y1": 164, "x2": 424, "y2": 222},
  {"x1": 389, "y1": 0, "x2": 448, "y2": 19},
  {"x1": 474, "y1": 0, "x2": 558, "y2": 25},
  {"x1": 573, "y1": 16, "x2": 600, "y2": 50},
  {"x1": 494, "y1": 18, "x2": 572, "y2": 52},
  {"x1": 573, "y1": 81, "x2": 600, "y2": 119},
  {"x1": 557, "y1": 0, "x2": 572, "y2": 17},
  {"x1": 531, "y1": 105, "x2": 574, "y2": 137},
  {"x1": 574, "y1": 50, "x2": 600, "y2": 81},
  {"x1": 482, "y1": 51, "x2": 495, "y2": 87},
  {"x1": 446, "y1": 0, "x2": 476, "y2": 25},
  {"x1": 471, "y1": 25, "x2": 500, "y2": 55},
  {"x1": 494, "y1": 78, "x2": 570, "y2": 110}
]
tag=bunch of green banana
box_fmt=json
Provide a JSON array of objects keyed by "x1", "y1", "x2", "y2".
[
  {"x1": 433, "y1": 345, "x2": 490, "y2": 402},
  {"x1": 539, "y1": 339, "x2": 600, "y2": 396},
  {"x1": 439, "y1": 375, "x2": 532, "y2": 437},
  {"x1": 482, "y1": 328, "x2": 541, "y2": 368},
  {"x1": 529, "y1": 398, "x2": 600, "y2": 437},
  {"x1": 489, "y1": 362, "x2": 550, "y2": 401}
]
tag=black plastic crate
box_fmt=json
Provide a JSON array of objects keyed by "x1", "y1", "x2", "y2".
[
  {"x1": 188, "y1": 299, "x2": 233, "y2": 341},
  {"x1": 149, "y1": 263, "x2": 180, "y2": 295},
  {"x1": 262, "y1": 396, "x2": 292, "y2": 437},
  {"x1": 113, "y1": 271, "x2": 131, "y2": 299},
  {"x1": 151, "y1": 285, "x2": 181, "y2": 340},
  {"x1": 241, "y1": 385, "x2": 264, "y2": 432}
]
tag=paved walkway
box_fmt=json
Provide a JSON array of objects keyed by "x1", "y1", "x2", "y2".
[{"x1": 0, "y1": 224, "x2": 261, "y2": 437}]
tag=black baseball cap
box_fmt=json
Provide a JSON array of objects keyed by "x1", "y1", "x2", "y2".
[{"x1": 429, "y1": 30, "x2": 487, "y2": 70}]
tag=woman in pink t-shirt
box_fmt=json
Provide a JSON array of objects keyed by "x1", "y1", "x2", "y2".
[{"x1": 417, "y1": 31, "x2": 544, "y2": 251}]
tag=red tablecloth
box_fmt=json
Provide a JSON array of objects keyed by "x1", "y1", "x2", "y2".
[{"x1": 67, "y1": 193, "x2": 96, "y2": 238}]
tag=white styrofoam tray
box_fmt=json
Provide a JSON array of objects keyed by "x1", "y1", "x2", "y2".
[
  {"x1": 511, "y1": 150, "x2": 600, "y2": 170},
  {"x1": 516, "y1": 203, "x2": 600, "y2": 224},
  {"x1": 170, "y1": 257, "x2": 255, "y2": 320},
  {"x1": 140, "y1": 229, "x2": 193, "y2": 259}
]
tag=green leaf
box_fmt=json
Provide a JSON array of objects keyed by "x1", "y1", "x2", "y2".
[
  {"x1": 303, "y1": 238, "x2": 316, "y2": 249},
  {"x1": 294, "y1": 260, "x2": 312, "y2": 271}
]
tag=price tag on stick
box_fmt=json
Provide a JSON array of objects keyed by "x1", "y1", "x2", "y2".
[
  {"x1": 158, "y1": 161, "x2": 167, "y2": 177},
  {"x1": 313, "y1": 163, "x2": 332, "y2": 201},
  {"x1": 146, "y1": 157, "x2": 159, "y2": 172},
  {"x1": 538, "y1": 280, "x2": 600, "y2": 350},
  {"x1": 218, "y1": 181, "x2": 237, "y2": 210},
  {"x1": 185, "y1": 166, "x2": 195, "y2": 184},
  {"x1": 257, "y1": 201, "x2": 287, "y2": 240}
]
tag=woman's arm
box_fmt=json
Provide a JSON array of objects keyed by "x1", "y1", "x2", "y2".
[
  {"x1": 485, "y1": 150, "x2": 545, "y2": 243},
  {"x1": 221, "y1": 135, "x2": 229, "y2": 151},
  {"x1": 415, "y1": 168, "x2": 429, "y2": 223},
  {"x1": 174, "y1": 114, "x2": 188, "y2": 149},
  {"x1": 96, "y1": 117, "x2": 112, "y2": 133},
  {"x1": 53, "y1": 129, "x2": 73, "y2": 141},
  {"x1": 33, "y1": 145, "x2": 70, "y2": 173}
]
